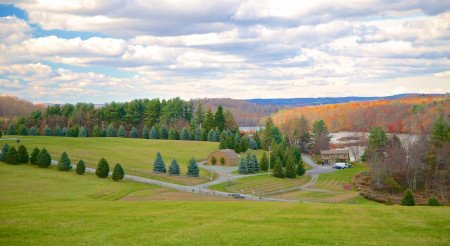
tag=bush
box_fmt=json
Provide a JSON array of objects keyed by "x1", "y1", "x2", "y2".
[
  {"x1": 5, "y1": 146, "x2": 18, "y2": 164},
  {"x1": 37, "y1": 148, "x2": 52, "y2": 168},
  {"x1": 385, "y1": 196, "x2": 394, "y2": 205},
  {"x1": 30, "y1": 147, "x2": 40, "y2": 165},
  {"x1": 57, "y1": 151, "x2": 72, "y2": 171},
  {"x1": 168, "y1": 159, "x2": 180, "y2": 176},
  {"x1": 96, "y1": 158, "x2": 110, "y2": 178},
  {"x1": 76, "y1": 160, "x2": 85, "y2": 175},
  {"x1": 400, "y1": 189, "x2": 415, "y2": 206},
  {"x1": 220, "y1": 156, "x2": 225, "y2": 165},
  {"x1": 296, "y1": 162, "x2": 305, "y2": 176},
  {"x1": 153, "y1": 152, "x2": 166, "y2": 173},
  {"x1": 0, "y1": 143, "x2": 10, "y2": 161},
  {"x1": 428, "y1": 196, "x2": 440, "y2": 206},
  {"x1": 112, "y1": 163, "x2": 125, "y2": 181},
  {"x1": 384, "y1": 177, "x2": 402, "y2": 193},
  {"x1": 17, "y1": 145, "x2": 29, "y2": 163},
  {"x1": 187, "y1": 157, "x2": 199, "y2": 177},
  {"x1": 211, "y1": 156, "x2": 217, "y2": 165}
]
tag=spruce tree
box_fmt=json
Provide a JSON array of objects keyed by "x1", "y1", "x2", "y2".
[
  {"x1": 100, "y1": 127, "x2": 107, "y2": 137},
  {"x1": 194, "y1": 127, "x2": 203, "y2": 141},
  {"x1": 106, "y1": 123, "x2": 116, "y2": 137},
  {"x1": 160, "y1": 126, "x2": 168, "y2": 139},
  {"x1": 296, "y1": 161, "x2": 306, "y2": 176},
  {"x1": 285, "y1": 155, "x2": 297, "y2": 179},
  {"x1": 253, "y1": 132, "x2": 262, "y2": 149},
  {"x1": 260, "y1": 152, "x2": 268, "y2": 171},
  {"x1": 233, "y1": 132, "x2": 241, "y2": 152},
  {"x1": 237, "y1": 137, "x2": 248, "y2": 153},
  {"x1": 168, "y1": 159, "x2": 180, "y2": 176},
  {"x1": 180, "y1": 127, "x2": 190, "y2": 140},
  {"x1": 5, "y1": 146, "x2": 18, "y2": 164},
  {"x1": 187, "y1": 157, "x2": 199, "y2": 177},
  {"x1": 17, "y1": 145, "x2": 29, "y2": 164},
  {"x1": 92, "y1": 125, "x2": 101, "y2": 137},
  {"x1": 78, "y1": 126, "x2": 88, "y2": 137},
  {"x1": 153, "y1": 152, "x2": 166, "y2": 173},
  {"x1": 428, "y1": 197, "x2": 440, "y2": 206},
  {"x1": 117, "y1": 125, "x2": 126, "y2": 137},
  {"x1": 207, "y1": 129, "x2": 215, "y2": 142},
  {"x1": 6, "y1": 123, "x2": 16, "y2": 135},
  {"x1": 29, "y1": 126, "x2": 38, "y2": 136},
  {"x1": 401, "y1": 189, "x2": 416, "y2": 206},
  {"x1": 19, "y1": 126, "x2": 28, "y2": 135},
  {"x1": 211, "y1": 155, "x2": 217, "y2": 165},
  {"x1": 238, "y1": 157, "x2": 248, "y2": 174},
  {"x1": 69, "y1": 126, "x2": 79, "y2": 137},
  {"x1": 252, "y1": 154, "x2": 259, "y2": 172},
  {"x1": 214, "y1": 105, "x2": 226, "y2": 131},
  {"x1": 0, "y1": 143, "x2": 10, "y2": 162},
  {"x1": 245, "y1": 153, "x2": 255, "y2": 174},
  {"x1": 96, "y1": 158, "x2": 110, "y2": 178},
  {"x1": 112, "y1": 163, "x2": 125, "y2": 181},
  {"x1": 130, "y1": 127, "x2": 139, "y2": 138},
  {"x1": 142, "y1": 126, "x2": 150, "y2": 139},
  {"x1": 272, "y1": 157, "x2": 285, "y2": 178},
  {"x1": 149, "y1": 126, "x2": 159, "y2": 139},
  {"x1": 57, "y1": 151, "x2": 72, "y2": 171},
  {"x1": 249, "y1": 139, "x2": 258, "y2": 150},
  {"x1": 54, "y1": 125, "x2": 62, "y2": 136},
  {"x1": 30, "y1": 147, "x2": 40, "y2": 165},
  {"x1": 76, "y1": 160, "x2": 85, "y2": 175},
  {"x1": 62, "y1": 127, "x2": 68, "y2": 137},
  {"x1": 168, "y1": 128, "x2": 179, "y2": 140},
  {"x1": 44, "y1": 125, "x2": 52, "y2": 136},
  {"x1": 37, "y1": 148, "x2": 52, "y2": 168}
]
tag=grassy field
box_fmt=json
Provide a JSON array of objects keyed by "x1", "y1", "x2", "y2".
[
  {"x1": 315, "y1": 162, "x2": 367, "y2": 191},
  {"x1": 1, "y1": 163, "x2": 449, "y2": 245},
  {"x1": 0, "y1": 136, "x2": 218, "y2": 185},
  {"x1": 210, "y1": 174, "x2": 311, "y2": 196}
]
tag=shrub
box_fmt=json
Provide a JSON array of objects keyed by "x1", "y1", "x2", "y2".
[
  {"x1": 17, "y1": 145, "x2": 29, "y2": 164},
  {"x1": 220, "y1": 156, "x2": 225, "y2": 165},
  {"x1": 296, "y1": 162, "x2": 305, "y2": 176},
  {"x1": 187, "y1": 157, "x2": 199, "y2": 177},
  {"x1": 168, "y1": 159, "x2": 180, "y2": 176},
  {"x1": 37, "y1": 148, "x2": 52, "y2": 168},
  {"x1": 0, "y1": 143, "x2": 10, "y2": 161},
  {"x1": 30, "y1": 147, "x2": 40, "y2": 165},
  {"x1": 400, "y1": 189, "x2": 415, "y2": 206},
  {"x1": 428, "y1": 197, "x2": 440, "y2": 206},
  {"x1": 130, "y1": 127, "x2": 139, "y2": 138},
  {"x1": 153, "y1": 152, "x2": 166, "y2": 173},
  {"x1": 5, "y1": 146, "x2": 18, "y2": 164},
  {"x1": 76, "y1": 160, "x2": 85, "y2": 175},
  {"x1": 211, "y1": 156, "x2": 217, "y2": 165},
  {"x1": 384, "y1": 177, "x2": 402, "y2": 193},
  {"x1": 112, "y1": 163, "x2": 125, "y2": 181},
  {"x1": 57, "y1": 151, "x2": 72, "y2": 171},
  {"x1": 96, "y1": 158, "x2": 110, "y2": 178}
]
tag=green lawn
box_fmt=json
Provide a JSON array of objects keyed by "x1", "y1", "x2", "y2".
[
  {"x1": 0, "y1": 136, "x2": 218, "y2": 185},
  {"x1": 315, "y1": 162, "x2": 367, "y2": 191},
  {"x1": 0, "y1": 163, "x2": 449, "y2": 245}
]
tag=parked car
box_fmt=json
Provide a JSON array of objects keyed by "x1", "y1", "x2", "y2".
[
  {"x1": 333, "y1": 162, "x2": 348, "y2": 169},
  {"x1": 231, "y1": 193, "x2": 245, "y2": 199}
]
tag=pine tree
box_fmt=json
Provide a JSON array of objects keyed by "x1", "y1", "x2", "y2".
[
  {"x1": 29, "y1": 126, "x2": 38, "y2": 136},
  {"x1": 220, "y1": 156, "x2": 225, "y2": 165},
  {"x1": 19, "y1": 126, "x2": 28, "y2": 135},
  {"x1": 428, "y1": 197, "x2": 440, "y2": 206},
  {"x1": 160, "y1": 126, "x2": 168, "y2": 139},
  {"x1": 106, "y1": 123, "x2": 116, "y2": 137},
  {"x1": 285, "y1": 155, "x2": 297, "y2": 178},
  {"x1": 37, "y1": 148, "x2": 52, "y2": 168},
  {"x1": 130, "y1": 127, "x2": 139, "y2": 138},
  {"x1": 233, "y1": 131, "x2": 240, "y2": 151},
  {"x1": 204, "y1": 109, "x2": 215, "y2": 133},
  {"x1": 96, "y1": 158, "x2": 110, "y2": 178},
  {"x1": 194, "y1": 127, "x2": 203, "y2": 141},
  {"x1": 6, "y1": 123, "x2": 16, "y2": 135},
  {"x1": 238, "y1": 137, "x2": 248, "y2": 153},
  {"x1": 187, "y1": 157, "x2": 199, "y2": 177},
  {"x1": 30, "y1": 147, "x2": 39, "y2": 165},
  {"x1": 211, "y1": 155, "x2": 217, "y2": 165},
  {"x1": 92, "y1": 125, "x2": 101, "y2": 137},
  {"x1": 296, "y1": 160, "x2": 305, "y2": 176},
  {"x1": 62, "y1": 127, "x2": 68, "y2": 137},
  {"x1": 253, "y1": 132, "x2": 262, "y2": 149},
  {"x1": 78, "y1": 126, "x2": 88, "y2": 137},
  {"x1": 168, "y1": 128, "x2": 179, "y2": 140},
  {"x1": 117, "y1": 125, "x2": 126, "y2": 137},
  {"x1": 5, "y1": 146, "x2": 18, "y2": 164},
  {"x1": 76, "y1": 160, "x2": 85, "y2": 175},
  {"x1": 100, "y1": 127, "x2": 107, "y2": 137},
  {"x1": 214, "y1": 105, "x2": 226, "y2": 131},
  {"x1": 57, "y1": 151, "x2": 72, "y2": 171},
  {"x1": 207, "y1": 129, "x2": 215, "y2": 142},
  {"x1": 0, "y1": 143, "x2": 10, "y2": 161},
  {"x1": 401, "y1": 189, "x2": 416, "y2": 206},
  {"x1": 249, "y1": 139, "x2": 258, "y2": 150},
  {"x1": 252, "y1": 154, "x2": 259, "y2": 172},
  {"x1": 54, "y1": 125, "x2": 62, "y2": 136},
  {"x1": 149, "y1": 126, "x2": 159, "y2": 139},
  {"x1": 153, "y1": 152, "x2": 166, "y2": 173},
  {"x1": 44, "y1": 125, "x2": 52, "y2": 136},
  {"x1": 238, "y1": 157, "x2": 248, "y2": 174},
  {"x1": 246, "y1": 153, "x2": 255, "y2": 174},
  {"x1": 272, "y1": 157, "x2": 285, "y2": 178},
  {"x1": 17, "y1": 145, "x2": 29, "y2": 163},
  {"x1": 180, "y1": 127, "x2": 190, "y2": 140},
  {"x1": 169, "y1": 159, "x2": 180, "y2": 176},
  {"x1": 214, "y1": 128, "x2": 221, "y2": 142},
  {"x1": 112, "y1": 163, "x2": 125, "y2": 181},
  {"x1": 260, "y1": 152, "x2": 269, "y2": 171},
  {"x1": 142, "y1": 126, "x2": 150, "y2": 139}
]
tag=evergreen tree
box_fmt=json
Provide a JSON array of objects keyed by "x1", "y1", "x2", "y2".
[
  {"x1": 62, "y1": 127, "x2": 68, "y2": 137},
  {"x1": 0, "y1": 130, "x2": 2, "y2": 138},
  {"x1": 76, "y1": 160, "x2": 85, "y2": 175},
  {"x1": 130, "y1": 127, "x2": 139, "y2": 138},
  {"x1": 187, "y1": 157, "x2": 199, "y2": 177},
  {"x1": 17, "y1": 145, "x2": 29, "y2": 164},
  {"x1": 214, "y1": 105, "x2": 225, "y2": 131},
  {"x1": 100, "y1": 127, "x2": 107, "y2": 137},
  {"x1": 106, "y1": 123, "x2": 116, "y2": 137},
  {"x1": 238, "y1": 157, "x2": 248, "y2": 174},
  {"x1": 168, "y1": 128, "x2": 179, "y2": 140},
  {"x1": 6, "y1": 123, "x2": 16, "y2": 135},
  {"x1": 19, "y1": 126, "x2": 28, "y2": 135},
  {"x1": 211, "y1": 155, "x2": 217, "y2": 165},
  {"x1": 153, "y1": 152, "x2": 166, "y2": 173},
  {"x1": 5, "y1": 146, "x2": 18, "y2": 164},
  {"x1": 160, "y1": 126, "x2": 168, "y2": 139},
  {"x1": 246, "y1": 153, "x2": 255, "y2": 174},
  {"x1": 252, "y1": 154, "x2": 259, "y2": 172},
  {"x1": 69, "y1": 126, "x2": 79, "y2": 137},
  {"x1": 204, "y1": 109, "x2": 215, "y2": 133},
  {"x1": 78, "y1": 126, "x2": 88, "y2": 137},
  {"x1": 44, "y1": 125, "x2": 53, "y2": 136},
  {"x1": 168, "y1": 159, "x2": 180, "y2": 176},
  {"x1": 96, "y1": 158, "x2": 110, "y2": 178},
  {"x1": 238, "y1": 137, "x2": 248, "y2": 153},
  {"x1": 249, "y1": 139, "x2": 258, "y2": 150},
  {"x1": 194, "y1": 102, "x2": 205, "y2": 126},
  {"x1": 194, "y1": 127, "x2": 203, "y2": 141},
  {"x1": 272, "y1": 157, "x2": 285, "y2": 178},
  {"x1": 220, "y1": 156, "x2": 225, "y2": 165},
  {"x1": 142, "y1": 126, "x2": 150, "y2": 139},
  {"x1": 180, "y1": 127, "x2": 190, "y2": 140},
  {"x1": 117, "y1": 125, "x2": 126, "y2": 137},
  {"x1": 30, "y1": 147, "x2": 39, "y2": 165},
  {"x1": 253, "y1": 132, "x2": 262, "y2": 149},
  {"x1": 233, "y1": 132, "x2": 241, "y2": 152},
  {"x1": 57, "y1": 151, "x2": 72, "y2": 171},
  {"x1": 29, "y1": 126, "x2": 38, "y2": 136},
  {"x1": 296, "y1": 161, "x2": 306, "y2": 176},
  {"x1": 92, "y1": 125, "x2": 101, "y2": 137},
  {"x1": 285, "y1": 155, "x2": 297, "y2": 178},
  {"x1": 149, "y1": 126, "x2": 159, "y2": 139},
  {"x1": 214, "y1": 128, "x2": 221, "y2": 142},
  {"x1": 0, "y1": 143, "x2": 10, "y2": 161},
  {"x1": 37, "y1": 148, "x2": 52, "y2": 168},
  {"x1": 112, "y1": 163, "x2": 125, "y2": 181},
  {"x1": 260, "y1": 152, "x2": 269, "y2": 171},
  {"x1": 207, "y1": 129, "x2": 215, "y2": 142},
  {"x1": 54, "y1": 125, "x2": 62, "y2": 136},
  {"x1": 400, "y1": 189, "x2": 416, "y2": 206},
  {"x1": 428, "y1": 197, "x2": 440, "y2": 206}
]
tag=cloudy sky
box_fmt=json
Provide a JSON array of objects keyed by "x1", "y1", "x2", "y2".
[{"x1": 0, "y1": 0, "x2": 449, "y2": 103}]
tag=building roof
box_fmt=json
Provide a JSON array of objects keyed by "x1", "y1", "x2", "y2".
[
  {"x1": 320, "y1": 149, "x2": 349, "y2": 155},
  {"x1": 214, "y1": 149, "x2": 239, "y2": 159}
]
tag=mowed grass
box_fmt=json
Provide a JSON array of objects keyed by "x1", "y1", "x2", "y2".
[
  {"x1": 315, "y1": 162, "x2": 367, "y2": 191},
  {"x1": 0, "y1": 163, "x2": 449, "y2": 245},
  {"x1": 1, "y1": 136, "x2": 218, "y2": 185},
  {"x1": 210, "y1": 174, "x2": 311, "y2": 196}
]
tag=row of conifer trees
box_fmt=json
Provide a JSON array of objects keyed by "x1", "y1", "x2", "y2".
[{"x1": 152, "y1": 152, "x2": 200, "y2": 177}]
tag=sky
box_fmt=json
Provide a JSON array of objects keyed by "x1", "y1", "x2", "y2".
[{"x1": 0, "y1": 0, "x2": 449, "y2": 104}]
